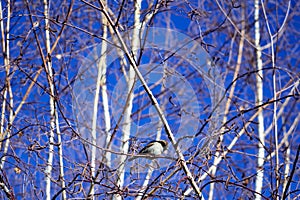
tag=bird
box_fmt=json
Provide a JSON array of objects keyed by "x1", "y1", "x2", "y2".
[{"x1": 128, "y1": 140, "x2": 168, "y2": 161}]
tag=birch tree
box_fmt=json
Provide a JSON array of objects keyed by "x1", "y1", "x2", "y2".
[
  {"x1": 254, "y1": 0, "x2": 265, "y2": 199},
  {"x1": 0, "y1": 1, "x2": 299, "y2": 199}
]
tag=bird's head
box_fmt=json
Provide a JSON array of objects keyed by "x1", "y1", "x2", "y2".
[{"x1": 157, "y1": 140, "x2": 168, "y2": 151}]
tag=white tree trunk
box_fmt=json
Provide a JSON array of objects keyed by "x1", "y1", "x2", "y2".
[
  {"x1": 0, "y1": 0, "x2": 11, "y2": 169},
  {"x1": 261, "y1": 1, "x2": 281, "y2": 194},
  {"x1": 254, "y1": 0, "x2": 265, "y2": 199},
  {"x1": 88, "y1": 2, "x2": 110, "y2": 196},
  {"x1": 43, "y1": 0, "x2": 66, "y2": 199},
  {"x1": 99, "y1": 2, "x2": 111, "y2": 169},
  {"x1": 114, "y1": 1, "x2": 141, "y2": 199},
  {"x1": 89, "y1": 28, "x2": 103, "y2": 200}
]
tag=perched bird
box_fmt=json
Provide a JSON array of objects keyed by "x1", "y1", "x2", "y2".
[{"x1": 128, "y1": 140, "x2": 168, "y2": 161}]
